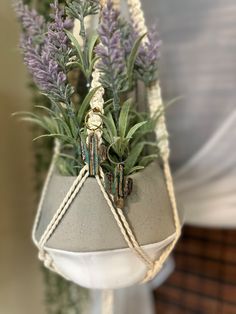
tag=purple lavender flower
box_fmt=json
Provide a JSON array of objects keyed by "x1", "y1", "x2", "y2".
[
  {"x1": 120, "y1": 20, "x2": 161, "y2": 85},
  {"x1": 47, "y1": 1, "x2": 73, "y2": 59},
  {"x1": 15, "y1": 0, "x2": 73, "y2": 102},
  {"x1": 95, "y1": 0, "x2": 126, "y2": 91},
  {"x1": 14, "y1": 0, "x2": 46, "y2": 45},
  {"x1": 22, "y1": 38, "x2": 67, "y2": 98},
  {"x1": 135, "y1": 25, "x2": 161, "y2": 84},
  {"x1": 119, "y1": 20, "x2": 136, "y2": 58}
]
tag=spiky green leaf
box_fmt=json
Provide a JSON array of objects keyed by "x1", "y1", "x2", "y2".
[
  {"x1": 124, "y1": 142, "x2": 145, "y2": 175},
  {"x1": 77, "y1": 86, "x2": 101, "y2": 125},
  {"x1": 127, "y1": 33, "x2": 146, "y2": 86},
  {"x1": 139, "y1": 154, "x2": 158, "y2": 167},
  {"x1": 126, "y1": 121, "x2": 147, "y2": 140},
  {"x1": 88, "y1": 33, "x2": 99, "y2": 63},
  {"x1": 65, "y1": 30, "x2": 85, "y2": 71},
  {"x1": 118, "y1": 99, "x2": 131, "y2": 138},
  {"x1": 102, "y1": 112, "x2": 117, "y2": 138}
]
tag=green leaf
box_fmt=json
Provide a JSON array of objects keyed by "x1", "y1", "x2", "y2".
[
  {"x1": 127, "y1": 33, "x2": 146, "y2": 87},
  {"x1": 33, "y1": 134, "x2": 57, "y2": 141},
  {"x1": 69, "y1": 117, "x2": 78, "y2": 138},
  {"x1": 139, "y1": 154, "x2": 158, "y2": 167},
  {"x1": 88, "y1": 33, "x2": 99, "y2": 63},
  {"x1": 12, "y1": 111, "x2": 42, "y2": 119},
  {"x1": 59, "y1": 153, "x2": 77, "y2": 161},
  {"x1": 20, "y1": 117, "x2": 51, "y2": 132},
  {"x1": 43, "y1": 116, "x2": 58, "y2": 133},
  {"x1": 33, "y1": 133, "x2": 77, "y2": 144},
  {"x1": 102, "y1": 128, "x2": 113, "y2": 144},
  {"x1": 54, "y1": 117, "x2": 73, "y2": 137},
  {"x1": 77, "y1": 86, "x2": 100, "y2": 125},
  {"x1": 34, "y1": 105, "x2": 56, "y2": 116},
  {"x1": 88, "y1": 56, "x2": 99, "y2": 76},
  {"x1": 126, "y1": 121, "x2": 147, "y2": 140},
  {"x1": 128, "y1": 166, "x2": 145, "y2": 174},
  {"x1": 104, "y1": 99, "x2": 113, "y2": 108},
  {"x1": 102, "y1": 112, "x2": 117, "y2": 138},
  {"x1": 111, "y1": 136, "x2": 129, "y2": 157},
  {"x1": 118, "y1": 99, "x2": 131, "y2": 138},
  {"x1": 137, "y1": 141, "x2": 158, "y2": 148},
  {"x1": 131, "y1": 117, "x2": 161, "y2": 147},
  {"x1": 124, "y1": 142, "x2": 145, "y2": 175},
  {"x1": 67, "y1": 61, "x2": 84, "y2": 73},
  {"x1": 65, "y1": 30, "x2": 85, "y2": 72},
  {"x1": 103, "y1": 100, "x2": 114, "y2": 116},
  {"x1": 48, "y1": 99, "x2": 70, "y2": 123}
]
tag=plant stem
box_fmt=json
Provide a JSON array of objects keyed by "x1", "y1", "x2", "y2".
[{"x1": 79, "y1": 17, "x2": 90, "y2": 85}]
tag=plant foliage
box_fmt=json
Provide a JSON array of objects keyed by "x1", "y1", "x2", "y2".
[{"x1": 15, "y1": 0, "x2": 164, "y2": 195}]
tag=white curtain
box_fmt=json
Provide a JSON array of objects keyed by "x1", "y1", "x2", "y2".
[
  {"x1": 175, "y1": 110, "x2": 236, "y2": 227},
  {"x1": 142, "y1": 0, "x2": 236, "y2": 228}
]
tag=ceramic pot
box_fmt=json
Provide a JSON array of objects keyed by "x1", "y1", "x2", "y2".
[{"x1": 34, "y1": 161, "x2": 183, "y2": 289}]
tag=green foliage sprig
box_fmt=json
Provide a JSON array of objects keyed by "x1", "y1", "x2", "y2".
[{"x1": 16, "y1": 0, "x2": 165, "y2": 192}]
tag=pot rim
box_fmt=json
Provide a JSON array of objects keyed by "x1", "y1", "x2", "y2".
[
  {"x1": 52, "y1": 160, "x2": 160, "y2": 180},
  {"x1": 45, "y1": 232, "x2": 176, "y2": 256}
]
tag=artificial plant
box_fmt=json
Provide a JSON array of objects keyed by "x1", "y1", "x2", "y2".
[
  {"x1": 15, "y1": 0, "x2": 162, "y2": 208},
  {"x1": 14, "y1": 0, "x2": 164, "y2": 311}
]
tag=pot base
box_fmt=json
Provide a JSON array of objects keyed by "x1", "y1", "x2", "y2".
[{"x1": 45, "y1": 233, "x2": 176, "y2": 289}]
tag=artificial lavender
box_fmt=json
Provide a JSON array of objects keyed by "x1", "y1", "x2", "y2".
[
  {"x1": 14, "y1": 1, "x2": 45, "y2": 36},
  {"x1": 23, "y1": 40, "x2": 68, "y2": 100},
  {"x1": 15, "y1": 0, "x2": 73, "y2": 103},
  {"x1": 47, "y1": 1, "x2": 73, "y2": 68},
  {"x1": 95, "y1": 0, "x2": 126, "y2": 111},
  {"x1": 121, "y1": 21, "x2": 161, "y2": 85},
  {"x1": 135, "y1": 26, "x2": 161, "y2": 84}
]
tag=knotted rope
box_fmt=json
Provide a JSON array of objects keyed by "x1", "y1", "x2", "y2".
[
  {"x1": 102, "y1": 290, "x2": 114, "y2": 314},
  {"x1": 127, "y1": 0, "x2": 181, "y2": 282}
]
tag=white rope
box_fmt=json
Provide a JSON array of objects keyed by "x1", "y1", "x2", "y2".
[
  {"x1": 112, "y1": 0, "x2": 120, "y2": 9},
  {"x1": 102, "y1": 290, "x2": 114, "y2": 314},
  {"x1": 39, "y1": 165, "x2": 89, "y2": 248},
  {"x1": 96, "y1": 173, "x2": 154, "y2": 268},
  {"x1": 148, "y1": 82, "x2": 170, "y2": 158},
  {"x1": 32, "y1": 140, "x2": 60, "y2": 246},
  {"x1": 127, "y1": 0, "x2": 148, "y2": 35},
  {"x1": 127, "y1": 0, "x2": 181, "y2": 282},
  {"x1": 87, "y1": 63, "x2": 105, "y2": 144}
]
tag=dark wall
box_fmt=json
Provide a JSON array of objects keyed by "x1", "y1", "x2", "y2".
[{"x1": 155, "y1": 227, "x2": 236, "y2": 313}]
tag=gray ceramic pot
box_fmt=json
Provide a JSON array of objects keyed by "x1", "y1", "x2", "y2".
[
  {"x1": 34, "y1": 161, "x2": 184, "y2": 288},
  {"x1": 35, "y1": 161, "x2": 183, "y2": 252}
]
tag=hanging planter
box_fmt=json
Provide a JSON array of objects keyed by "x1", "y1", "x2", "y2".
[
  {"x1": 15, "y1": 0, "x2": 183, "y2": 291},
  {"x1": 33, "y1": 158, "x2": 183, "y2": 289}
]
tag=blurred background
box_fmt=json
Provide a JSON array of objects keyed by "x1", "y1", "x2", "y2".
[
  {"x1": 1, "y1": 0, "x2": 236, "y2": 313},
  {"x1": 0, "y1": 1, "x2": 44, "y2": 313}
]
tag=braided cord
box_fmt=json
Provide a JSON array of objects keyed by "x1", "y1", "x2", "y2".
[
  {"x1": 127, "y1": 0, "x2": 181, "y2": 282},
  {"x1": 96, "y1": 173, "x2": 154, "y2": 269},
  {"x1": 39, "y1": 165, "x2": 89, "y2": 249},
  {"x1": 87, "y1": 64, "x2": 105, "y2": 144},
  {"x1": 102, "y1": 290, "x2": 114, "y2": 314},
  {"x1": 32, "y1": 140, "x2": 60, "y2": 246}
]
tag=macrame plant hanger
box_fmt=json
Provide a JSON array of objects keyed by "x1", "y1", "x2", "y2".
[{"x1": 32, "y1": 0, "x2": 181, "y2": 313}]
